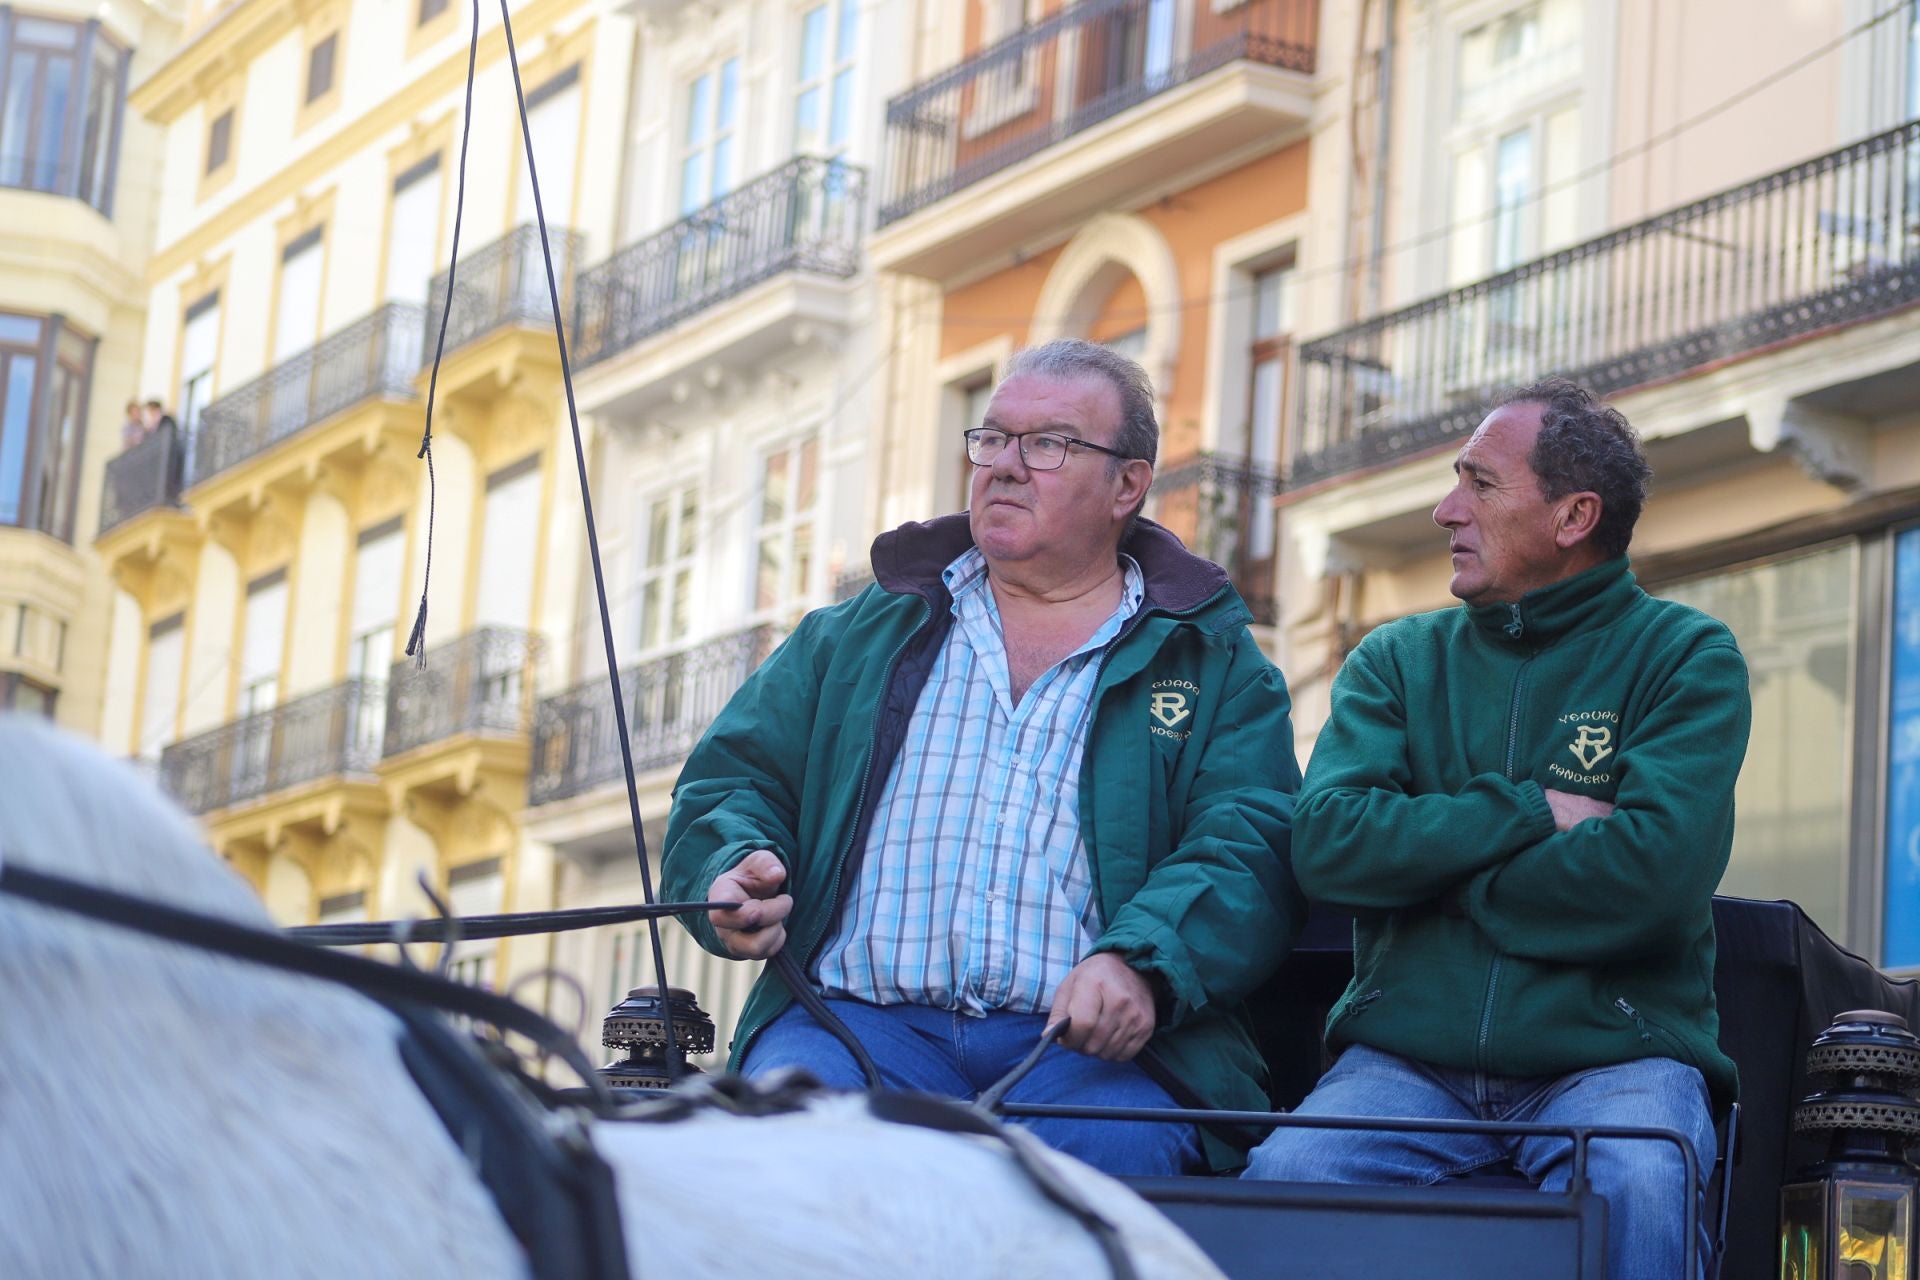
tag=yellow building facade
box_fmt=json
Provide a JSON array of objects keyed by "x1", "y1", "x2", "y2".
[
  {"x1": 1, "y1": 0, "x2": 177, "y2": 734},
  {"x1": 94, "y1": 0, "x2": 630, "y2": 993}
]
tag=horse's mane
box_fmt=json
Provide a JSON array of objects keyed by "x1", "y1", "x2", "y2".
[{"x1": 0, "y1": 715, "x2": 526, "y2": 1279}]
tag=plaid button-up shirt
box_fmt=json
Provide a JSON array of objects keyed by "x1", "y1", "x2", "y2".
[{"x1": 815, "y1": 547, "x2": 1146, "y2": 1015}]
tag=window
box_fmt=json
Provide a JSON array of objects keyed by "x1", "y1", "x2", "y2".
[
  {"x1": 679, "y1": 58, "x2": 739, "y2": 215},
  {"x1": 304, "y1": 33, "x2": 337, "y2": 105},
  {"x1": 636, "y1": 485, "x2": 698, "y2": 652},
  {"x1": 418, "y1": 0, "x2": 450, "y2": 26},
  {"x1": 204, "y1": 108, "x2": 232, "y2": 175},
  {"x1": 446, "y1": 858, "x2": 502, "y2": 988},
  {"x1": 0, "y1": 672, "x2": 55, "y2": 716},
  {"x1": 1658, "y1": 546, "x2": 1856, "y2": 942},
  {"x1": 794, "y1": 3, "x2": 859, "y2": 156},
  {"x1": 476, "y1": 458, "x2": 539, "y2": 629},
  {"x1": 514, "y1": 67, "x2": 580, "y2": 229},
  {"x1": 755, "y1": 435, "x2": 819, "y2": 616},
  {"x1": 1101, "y1": 328, "x2": 1147, "y2": 362},
  {"x1": 240, "y1": 572, "x2": 287, "y2": 715},
  {"x1": 0, "y1": 311, "x2": 94, "y2": 540},
  {"x1": 348, "y1": 520, "x2": 402, "y2": 679},
  {"x1": 316, "y1": 890, "x2": 366, "y2": 926},
  {"x1": 1243, "y1": 262, "x2": 1291, "y2": 554},
  {"x1": 178, "y1": 292, "x2": 220, "y2": 438},
  {"x1": 0, "y1": 14, "x2": 126, "y2": 213},
  {"x1": 139, "y1": 613, "x2": 184, "y2": 760},
  {"x1": 269, "y1": 229, "x2": 325, "y2": 427},
  {"x1": 385, "y1": 156, "x2": 441, "y2": 304}
]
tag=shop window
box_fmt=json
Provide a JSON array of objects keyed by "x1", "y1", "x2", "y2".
[{"x1": 1658, "y1": 544, "x2": 1856, "y2": 939}]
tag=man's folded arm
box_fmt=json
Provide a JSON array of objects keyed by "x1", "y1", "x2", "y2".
[
  {"x1": 1463, "y1": 639, "x2": 1750, "y2": 964},
  {"x1": 1294, "y1": 643, "x2": 1557, "y2": 910},
  {"x1": 1092, "y1": 660, "x2": 1306, "y2": 1027}
]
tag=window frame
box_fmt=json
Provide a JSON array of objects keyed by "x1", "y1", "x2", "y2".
[
  {"x1": 793, "y1": 1, "x2": 860, "y2": 158},
  {"x1": 0, "y1": 11, "x2": 127, "y2": 215},
  {"x1": 751, "y1": 432, "x2": 822, "y2": 622},
  {"x1": 678, "y1": 56, "x2": 740, "y2": 217},
  {"x1": 0, "y1": 670, "x2": 56, "y2": 716},
  {"x1": 633, "y1": 482, "x2": 701, "y2": 657},
  {"x1": 0, "y1": 309, "x2": 93, "y2": 542}
]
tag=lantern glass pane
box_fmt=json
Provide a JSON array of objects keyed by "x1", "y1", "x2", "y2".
[
  {"x1": 1836, "y1": 1180, "x2": 1911, "y2": 1280},
  {"x1": 1780, "y1": 1181, "x2": 1828, "y2": 1280}
]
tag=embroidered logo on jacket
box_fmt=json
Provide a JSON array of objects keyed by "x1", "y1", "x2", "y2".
[
  {"x1": 1549, "y1": 710, "x2": 1619, "y2": 784},
  {"x1": 1150, "y1": 679, "x2": 1198, "y2": 740},
  {"x1": 1568, "y1": 725, "x2": 1613, "y2": 771}
]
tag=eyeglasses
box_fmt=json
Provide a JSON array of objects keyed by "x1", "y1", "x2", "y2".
[{"x1": 963, "y1": 427, "x2": 1133, "y2": 471}]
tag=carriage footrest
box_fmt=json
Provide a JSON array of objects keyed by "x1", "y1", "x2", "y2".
[{"x1": 1122, "y1": 1176, "x2": 1607, "y2": 1280}]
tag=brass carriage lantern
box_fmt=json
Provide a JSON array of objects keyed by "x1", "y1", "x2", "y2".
[
  {"x1": 1779, "y1": 1010, "x2": 1920, "y2": 1280},
  {"x1": 595, "y1": 986, "x2": 716, "y2": 1090}
]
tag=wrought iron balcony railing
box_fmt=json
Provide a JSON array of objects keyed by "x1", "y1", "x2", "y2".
[
  {"x1": 98, "y1": 419, "x2": 185, "y2": 535},
  {"x1": 572, "y1": 156, "x2": 865, "y2": 368},
  {"x1": 529, "y1": 624, "x2": 779, "y2": 807},
  {"x1": 383, "y1": 626, "x2": 542, "y2": 758},
  {"x1": 878, "y1": 0, "x2": 1317, "y2": 226},
  {"x1": 158, "y1": 677, "x2": 385, "y2": 816},
  {"x1": 1150, "y1": 452, "x2": 1282, "y2": 625},
  {"x1": 424, "y1": 224, "x2": 584, "y2": 361},
  {"x1": 188, "y1": 303, "x2": 425, "y2": 489},
  {"x1": 1293, "y1": 118, "x2": 1920, "y2": 487}
]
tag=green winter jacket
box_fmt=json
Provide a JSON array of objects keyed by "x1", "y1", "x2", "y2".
[
  {"x1": 662, "y1": 514, "x2": 1306, "y2": 1171},
  {"x1": 1296, "y1": 557, "x2": 1749, "y2": 1107}
]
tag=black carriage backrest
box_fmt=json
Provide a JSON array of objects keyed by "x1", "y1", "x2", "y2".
[{"x1": 1709, "y1": 896, "x2": 1920, "y2": 1280}]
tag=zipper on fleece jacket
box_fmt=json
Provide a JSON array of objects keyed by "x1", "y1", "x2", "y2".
[
  {"x1": 1614, "y1": 997, "x2": 1655, "y2": 1044},
  {"x1": 1477, "y1": 646, "x2": 1533, "y2": 1070},
  {"x1": 731, "y1": 598, "x2": 930, "y2": 1068}
]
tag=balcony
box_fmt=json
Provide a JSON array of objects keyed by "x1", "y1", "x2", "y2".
[
  {"x1": 570, "y1": 157, "x2": 865, "y2": 416},
  {"x1": 159, "y1": 678, "x2": 385, "y2": 816},
  {"x1": 873, "y1": 0, "x2": 1316, "y2": 279},
  {"x1": 98, "y1": 420, "x2": 185, "y2": 535},
  {"x1": 1292, "y1": 118, "x2": 1920, "y2": 490},
  {"x1": 529, "y1": 625, "x2": 778, "y2": 807},
  {"x1": 1150, "y1": 452, "x2": 1282, "y2": 624},
  {"x1": 383, "y1": 626, "x2": 541, "y2": 759},
  {"x1": 422, "y1": 224, "x2": 583, "y2": 396},
  {"x1": 189, "y1": 302, "x2": 425, "y2": 490}
]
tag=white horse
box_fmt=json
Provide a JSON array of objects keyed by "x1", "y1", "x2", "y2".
[{"x1": 0, "y1": 717, "x2": 1224, "y2": 1280}]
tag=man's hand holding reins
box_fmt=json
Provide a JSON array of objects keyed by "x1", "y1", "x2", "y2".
[
  {"x1": 707, "y1": 850, "x2": 793, "y2": 959},
  {"x1": 1046, "y1": 952, "x2": 1157, "y2": 1061}
]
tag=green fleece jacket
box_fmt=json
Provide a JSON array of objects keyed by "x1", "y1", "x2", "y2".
[
  {"x1": 1296, "y1": 557, "x2": 1749, "y2": 1106},
  {"x1": 662, "y1": 514, "x2": 1306, "y2": 1171}
]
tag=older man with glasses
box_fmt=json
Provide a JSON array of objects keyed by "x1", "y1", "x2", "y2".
[{"x1": 662, "y1": 337, "x2": 1304, "y2": 1176}]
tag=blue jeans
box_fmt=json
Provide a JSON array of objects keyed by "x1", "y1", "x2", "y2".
[
  {"x1": 742, "y1": 999, "x2": 1203, "y2": 1178},
  {"x1": 1241, "y1": 1046, "x2": 1715, "y2": 1280}
]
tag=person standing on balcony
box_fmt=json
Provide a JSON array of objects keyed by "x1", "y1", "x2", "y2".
[
  {"x1": 1242, "y1": 380, "x2": 1749, "y2": 1280},
  {"x1": 662, "y1": 338, "x2": 1304, "y2": 1177},
  {"x1": 120, "y1": 399, "x2": 149, "y2": 451},
  {"x1": 142, "y1": 399, "x2": 178, "y2": 442}
]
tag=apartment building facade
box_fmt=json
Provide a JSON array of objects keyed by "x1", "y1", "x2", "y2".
[
  {"x1": 1278, "y1": 0, "x2": 1920, "y2": 970},
  {"x1": 93, "y1": 0, "x2": 630, "y2": 991},
  {"x1": 0, "y1": 0, "x2": 177, "y2": 734}
]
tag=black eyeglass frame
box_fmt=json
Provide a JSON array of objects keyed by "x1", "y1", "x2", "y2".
[{"x1": 962, "y1": 427, "x2": 1137, "y2": 470}]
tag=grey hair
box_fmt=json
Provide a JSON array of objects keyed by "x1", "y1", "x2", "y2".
[
  {"x1": 1000, "y1": 337, "x2": 1160, "y2": 468},
  {"x1": 1497, "y1": 378, "x2": 1652, "y2": 559}
]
